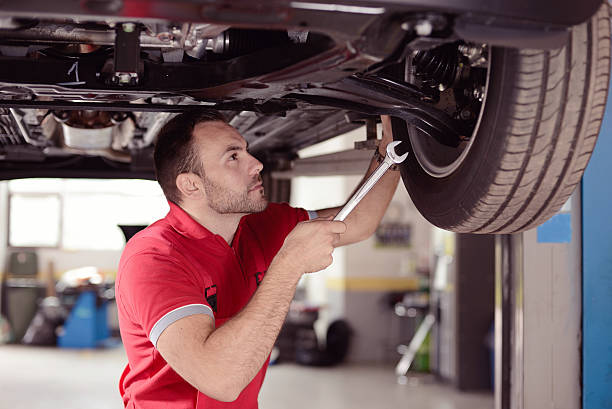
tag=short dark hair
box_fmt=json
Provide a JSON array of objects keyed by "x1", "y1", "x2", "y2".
[{"x1": 153, "y1": 109, "x2": 227, "y2": 204}]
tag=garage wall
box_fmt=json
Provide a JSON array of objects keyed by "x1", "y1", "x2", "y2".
[
  {"x1": 291, "y1": 127, "x2": 433, "y2": 363},
  {"x1": 339, "y1": 183, "x2": 431, "y2": 363},
  {"x1": 1, "y1": 244, "x2": 123, "y2": 281},
  {"x1": 344, "y1": 182, "x2": 431, "y2": 278},
  {"x1": 34, "y1": 248, "x2": 122, "y2": 280}
]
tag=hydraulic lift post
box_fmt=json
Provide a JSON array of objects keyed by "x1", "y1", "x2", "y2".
[{"x1": 495, "y1": 193, "x2": 582, "y2": 409}]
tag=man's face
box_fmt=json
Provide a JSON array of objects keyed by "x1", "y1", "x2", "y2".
[{"x1": 192, "y1": 121, "x2": 268, "y2": 215}]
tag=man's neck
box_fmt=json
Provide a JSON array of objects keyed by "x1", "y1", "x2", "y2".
[{"x1": 181, "y1": 202, "x2": 245, "y2": 245}]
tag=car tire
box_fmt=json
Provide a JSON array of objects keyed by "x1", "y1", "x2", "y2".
[{"x1": 395, "y1": 3, "x2": 610, "y2": 234}]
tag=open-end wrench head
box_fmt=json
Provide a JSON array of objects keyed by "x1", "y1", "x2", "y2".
[{"x1": 386, "y1": 141, "x2": 409, "y2": 163}]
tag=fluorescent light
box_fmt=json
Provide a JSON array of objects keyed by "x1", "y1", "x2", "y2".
[{"x1": 290, "y1": 2, "x2": 385, "y2": 14}]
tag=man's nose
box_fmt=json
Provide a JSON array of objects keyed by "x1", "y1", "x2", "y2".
[{"x1": 250, "y1": 155, "x2": 263, "y2": 174}]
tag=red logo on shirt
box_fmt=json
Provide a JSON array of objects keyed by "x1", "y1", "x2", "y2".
[{"x1": 205, "y1": 285, "x2": 217, "y2": 312}]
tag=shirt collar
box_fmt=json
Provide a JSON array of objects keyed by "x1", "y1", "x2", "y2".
[{"x1": 166, "y1": 201, "x2": 214, "y2": 240}]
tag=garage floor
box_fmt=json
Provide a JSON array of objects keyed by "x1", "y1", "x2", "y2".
[{"x1": 0, "y1": 344, "x2": 493, "y2": 409}]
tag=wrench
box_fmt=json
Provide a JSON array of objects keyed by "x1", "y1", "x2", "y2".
[{"x1": 334, "y1": 141, "x2": 408, "y2": 221}]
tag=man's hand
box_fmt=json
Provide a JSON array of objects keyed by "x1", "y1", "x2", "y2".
[{"x1": 273, "y1": 218, "x2": 347, "y2": 276}]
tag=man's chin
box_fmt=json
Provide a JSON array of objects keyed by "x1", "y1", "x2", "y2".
[
  {"x1": 239, "y1": 195, "x2": 268, "y2": 215},
  {"x1": 252, "y1": 198, "x2": 269, "y2": 213}
]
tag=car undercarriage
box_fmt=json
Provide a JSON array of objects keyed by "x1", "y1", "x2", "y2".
[{"x1": 0, "y1": 0, "x2": 608, "y2": 233}]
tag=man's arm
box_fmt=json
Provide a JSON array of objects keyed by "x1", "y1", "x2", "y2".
[
  {"x1": 317, "y1": 115, "x2": 401, "y2": 247},
  {"x1": 156, "y1": 218, "x2": 346, "y2": 402}
]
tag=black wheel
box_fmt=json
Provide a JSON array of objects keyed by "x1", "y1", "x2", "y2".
[{"x1": 395, "y1": 3, "x2": 610, "y2": 234}]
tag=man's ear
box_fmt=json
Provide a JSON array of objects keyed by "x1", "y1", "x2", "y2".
[{"x1": 176, "y1": 173, "x2": 203, "y2": 200}]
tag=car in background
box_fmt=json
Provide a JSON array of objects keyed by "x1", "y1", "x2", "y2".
[{"x1": 0, "y1": 0, "x2": 609, "y2": 233}]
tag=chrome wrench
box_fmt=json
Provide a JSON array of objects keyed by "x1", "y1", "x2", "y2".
[{"x1": 334, "y1": 141, "x2": 408, "y2": 221}]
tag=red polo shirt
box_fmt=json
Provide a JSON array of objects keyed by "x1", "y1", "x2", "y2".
[{"x1": 116, "y1": 201, "x2": 310, "y2": 408}]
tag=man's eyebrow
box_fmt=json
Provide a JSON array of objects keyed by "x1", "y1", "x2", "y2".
[{"x1": 224, "y1": 143, "x2": 247, "y2": 153}]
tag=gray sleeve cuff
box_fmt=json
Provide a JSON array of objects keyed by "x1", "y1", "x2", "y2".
[
  {"x1": 149, "y1": 304, "x2": 214, "y2": 348},
  {"x1": 307, "y1": 210, "x2": 318, "y2": 220}
]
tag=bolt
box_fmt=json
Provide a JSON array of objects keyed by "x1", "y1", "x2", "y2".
[
  {"x1": 458, "y1": 44, "x2": 472, "y2": 57},
  {"x1": 459, "y1": 44, "x2": 488, "y2": 66},
  {"x1": 122, "y1": 22, "x2": 136, "y2": 33},
  {"x1": 117, "y1": 73, "x2": 132, "y2": 84},
  {"x1": 473, "y1": 87, "x2": 484, "y2": 102},
  {"x1": 414, "y1": 20, "x2": 433, "y2": 36}
]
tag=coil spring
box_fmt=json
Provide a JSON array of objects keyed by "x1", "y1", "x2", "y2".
[{"x1": 413, "y1": 43, "x2": 460, "y2": 89}]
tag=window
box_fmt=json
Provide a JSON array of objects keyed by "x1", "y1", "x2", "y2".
[
  {"x1": 9, "y1": 193, "x2": 61, "y2": 247},
  {"x1": 7, "y1": 179, "x2": 168, "y2": 250}
]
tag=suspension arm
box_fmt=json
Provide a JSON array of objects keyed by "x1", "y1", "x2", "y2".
[{"x1": 288, "y1": 75, "x2": 466, "y2": 148}]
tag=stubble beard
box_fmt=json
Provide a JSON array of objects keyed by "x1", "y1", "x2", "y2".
[{"x1": 202, "y1": 175, "x2": 268, "y2": 214}]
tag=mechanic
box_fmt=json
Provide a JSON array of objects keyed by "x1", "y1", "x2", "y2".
[{"x1": 115, "y1": 110, "x2": 400, "y2": 408}]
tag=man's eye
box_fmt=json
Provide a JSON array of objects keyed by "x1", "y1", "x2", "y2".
[{"x1": 229, "y1": 153, "x2": 238, "y2": 160}]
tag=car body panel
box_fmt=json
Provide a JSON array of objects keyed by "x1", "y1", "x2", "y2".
[{"x1": 0, "y1": 0, "x2": 601, "y2": 27}]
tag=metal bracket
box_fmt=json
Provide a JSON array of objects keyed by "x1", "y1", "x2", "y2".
[
  {"x1": 354, "y1": 118, "x2": 380, "y2": 151},
  {"x1": 113, "y1": 22, "x2": 141, "y2": 85},
  {"x1": 271, "y1": 149, "x2": 372, "y2": 179}
]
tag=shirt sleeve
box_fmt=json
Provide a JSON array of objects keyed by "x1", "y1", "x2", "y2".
[{"x1": 117, "y1": 249, "x2": 214, "y2": 348}]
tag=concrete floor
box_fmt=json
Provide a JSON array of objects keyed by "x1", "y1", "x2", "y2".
[{"x1": 0, "y1": 344, "x2": 493, "y2": 409}]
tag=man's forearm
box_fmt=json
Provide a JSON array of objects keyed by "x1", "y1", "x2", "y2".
[
  {"x1": 194, "y1": 217, "x2": 344, "y2": 399},
  {"x1": 319, "y1": 115, "x2": 401, "y2": 245},
  {"x1": 157, "y1": 219, "x2": 342, "y2": 402},
  {"x1": 342, "y1": 152, "x2": 401, "y2": 241},
  {"x1": 194, "y1": 260, "x2": 300, "y2": 400}
]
